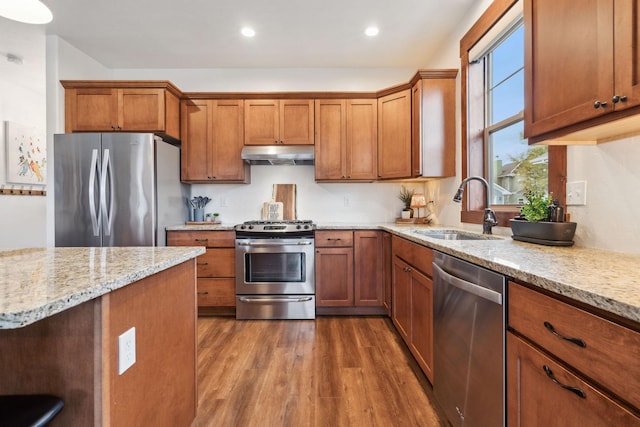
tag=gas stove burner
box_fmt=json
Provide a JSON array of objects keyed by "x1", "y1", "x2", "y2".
[{"x1": 235, "y1": 219, "x2": 316, "y2": 234}]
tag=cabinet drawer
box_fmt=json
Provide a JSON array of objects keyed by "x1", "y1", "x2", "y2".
[
  {"x1": 197, "y1": 249, "x2": 235, "y2": 278},
  {"x1": 197, "y1": 278, "x2": 236, "y2": 307},
  {"x1": 167, "y1": 230, "x2": 235, "y2": 247},
  {"x1": 507, "y1": 333, "x2": 640, "y2": 427},
  {"x1": 315, "y1": 230, "x2": 353, "y2": 247},
  {"x1": 391, "y1": 235, "x2": 433, "y2": 276},
  {"x1": 509, "y1": 282, "x2": 640, "y2": 409}
]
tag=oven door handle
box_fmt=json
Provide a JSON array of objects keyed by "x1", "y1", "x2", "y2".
[
  {"x1": 237, "y1": 241, "x2": 313, "y2": 246},
  {"x1": 238, "y1": 296, "x2": 314, "y2": 303}
]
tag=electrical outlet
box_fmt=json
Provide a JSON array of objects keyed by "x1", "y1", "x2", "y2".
[
  {"x1": 220, "y1": 196, "x2": 228, "y2": 207},
  {"x1": 566, "y1": 181, "x2": 587, "y2": 206},
  {"x1": 118, "y1": 327, "x2": 136, "y2": 375},
  {"x1": 344, "y1": 194, "x2": 352, "y2": 207}
]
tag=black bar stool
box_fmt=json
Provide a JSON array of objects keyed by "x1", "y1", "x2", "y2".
[{"x1": 0, "y1": 395, "x2": 64, "y2": 427}]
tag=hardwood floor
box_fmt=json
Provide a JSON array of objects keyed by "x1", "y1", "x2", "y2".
[{"x1": 193, "y1": 316, "x2": 446, "y2": 427}]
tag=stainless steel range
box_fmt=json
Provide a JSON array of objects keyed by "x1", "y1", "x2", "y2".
[{"x1": 235, "y1": 220, "x2": 316, "y2": 320}]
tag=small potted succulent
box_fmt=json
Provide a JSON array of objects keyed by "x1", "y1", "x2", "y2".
[
  {"x1": 510, "y1": 191, "x2": 576, "y2": 245},
  {"x1": 398, "y1": 185, "x2": 415, "y2": 219}
]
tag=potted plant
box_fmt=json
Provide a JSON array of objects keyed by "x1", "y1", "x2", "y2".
[
  {"x1": 398, "y1": 185, "x2": 415, "y2": 219},
  {"x1": 510, "y1": 191, "x2": 576, "y2": 245}
]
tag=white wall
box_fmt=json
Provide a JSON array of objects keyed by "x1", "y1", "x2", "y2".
[{"x1": 0, "y1": 18, "x2": 47, "y2": 248}]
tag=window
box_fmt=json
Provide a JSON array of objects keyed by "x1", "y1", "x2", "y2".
[{"x1": 460, "y1": 0, "x2": 566, "y2": 226}]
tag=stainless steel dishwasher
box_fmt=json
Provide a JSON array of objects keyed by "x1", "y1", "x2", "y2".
[{"x1": 432, "y1": 251, "x2": 506, "y2": 427}]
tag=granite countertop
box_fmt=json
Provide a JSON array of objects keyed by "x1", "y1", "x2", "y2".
[
  {"x1": 0, "y1": 246, "x2": 205, "y2": 329},
  {"x1": 166, "y1": 221, "x2": 640, "y2": 324}
]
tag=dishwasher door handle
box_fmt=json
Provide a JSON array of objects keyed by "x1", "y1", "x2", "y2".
[{"x1": 433, "y1": 262, "x2": 503, "y2": 305}]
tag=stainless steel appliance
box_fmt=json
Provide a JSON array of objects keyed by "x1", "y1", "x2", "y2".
[
  {"x1": 235, "y1": 220, "x2": 316, "y2": 319},
  {"x1": 54, "y1": 133, "x2": 185, "y2": 247},
  {"x1": 432, "y1": 251, "x2": 506, "y2": 427}
]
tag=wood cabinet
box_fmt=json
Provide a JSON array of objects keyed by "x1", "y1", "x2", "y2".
[
  {"x1": 167, "y1": 230, "x2": 236, "y2": 315},
  {"x1": 377, "y1": 89, "x2": 412, "y2": 179},
  {"x1": 314, "y1": 99, "x2": 377, "y2": 181},
  {"x1": 525, "y1": 0, "x2": 640, "y2": 144},
  {"x1": 62, "y1": 81, "x2": 181, "y2": 141},
  {"x1": 382, "y1": 232, "x2": 392, "y2": 316},
  {"x1": 411, "y1": 71, "x2": 457, "y2": 178},
  {"x1": 507, "y1": 282, "x2": 640, "y2": 425},
  {"x1": 315, "y1": 230, "x2": 385, "y2": 314},
  {"x1": 244, "y1": 99, "x2": 314, "y2": 145},
  {"x1": 391, "y1": 235, "x2": 434, "y2": 382},
  {"x1": 180, "y1": 99, "x2": 249, "y2": 183}
]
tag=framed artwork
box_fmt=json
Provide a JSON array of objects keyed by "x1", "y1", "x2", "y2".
[{"x1": 5, "y1": 121, "x2": 47, "y2": 185}]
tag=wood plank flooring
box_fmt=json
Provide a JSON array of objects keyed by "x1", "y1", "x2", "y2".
[{"x1": 193, "y1": 316, "x2": 446, "y2": 427}]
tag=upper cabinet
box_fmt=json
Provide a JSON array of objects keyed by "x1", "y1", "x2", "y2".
[
  {"x1": 314, "y1": 99, "x2": 377, "y2": 181},
  {"x1": 62, "y1": 81, "x2": 181, "y2": 141},
  {"x1": 411, "y1": 71, "x2": 457, "y2": 178},
  {"x1": 377, "y1": 89, "x2": 412, "y2": 179},
  {"x1": 181, "y1": 99, "x2": 249, "y2": 183},
  {"x1": 525, "y1": 0, "x2": 640, "y2": 144},
  {"x1": 244, "y1": 99, "x2": 314, "y2": 145}
]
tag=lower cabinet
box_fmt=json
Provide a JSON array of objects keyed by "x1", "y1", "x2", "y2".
[
  {"x1": 391, "y1": 235, "x2": 434, "y2": 382},
  {"x1": 315, "y1": 230, "x2": 385, "y2": 314},
  {"x1": 507, "y1": 282, "x2": 640, "y2": 426},
  {"x1": 166, "y1": 230, "x2": 236, "y2": 315}
]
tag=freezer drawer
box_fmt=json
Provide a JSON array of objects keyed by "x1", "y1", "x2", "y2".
[{"x1": 235, "y1": 295, "x2": 315, "y2": 320}]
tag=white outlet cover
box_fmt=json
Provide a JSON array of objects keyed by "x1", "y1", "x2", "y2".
[
  {"x1": 566, "y1": 181, "x2": 587, "y2": 206},
  {"x1": 118, "y1": 327, "x2": 136, "y2": 375}
]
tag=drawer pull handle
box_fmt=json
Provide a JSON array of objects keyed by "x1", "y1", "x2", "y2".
[
  {"x1": 327, "y1": 238, "x2": 342, "y2": 241},
  {"x1": 543, "y1": 365, "x2": 586, "y2": 399},
  {"x1": 197, "y1": 262, "x2": 209, "y2": 266},
  {"x1": 543, "y1": 321, "x2": 587, "y2": 348},
  {"x1": 198, "y1": 291, "x2": 209, "y2": 295},
  {"x1": 194, "y1": 238, "x2": 209, "y2": 242}
]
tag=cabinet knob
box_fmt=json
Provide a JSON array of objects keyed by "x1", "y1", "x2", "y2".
[
  {"x1": 593, "y1": 100, "x2": 608, "y2": 109},
  {"x1": 612, "y1": 95, "x2": 628, "y2": 104}
]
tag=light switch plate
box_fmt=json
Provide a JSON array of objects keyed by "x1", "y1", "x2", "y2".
[
  {"x1": 118, "y1": 327, "x2": 136, "y2": 375},
  {"x1": 566, "y1": 181, "x2": 587, "y2": 206}
]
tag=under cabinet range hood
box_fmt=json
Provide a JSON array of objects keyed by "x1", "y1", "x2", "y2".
[{"x1": 241, "y1": 145, "x2": 314, "y2": 165}]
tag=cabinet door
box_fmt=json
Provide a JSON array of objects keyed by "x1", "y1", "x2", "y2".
[
  {"x1": 211, "y1": 100, "x2": 248, "y2": 182},
  {"x1": 354, "y1": 231, "x2": 383, "y2": 307},
  {"x1": 315, "y1": 247, "x2": 354, "y2": 307},
  {"x1": 280, "y1": 99, "x2": 314, "y2": 145},
  {"x1": 65, "y1": 88, "x2": 119, "y2": 132},
  {"x1": 377, "y1": 89, "x2": 412, "y2": 179},
  {"x1": 314, "y1": 99, "x2": 346, "y2": 180},
  {"x1": 524, "y1": 0, "x2": 614, "y2": 138},
  {"x1": 614, "y1": 0, "x2": 640, "y2": 111},
  {"x1": 410, "y1": 269, "x2": 433, "y2": 382},
  {"x1": 392, "y1": 256, "x2": 411, "y2": 342},
  {"x1": 244, "y1": 100, "x2": 280, "y2": 145},
  {"x1": 119, "y1": 88, "x2": 165, "y2": 132},
  {"x1": 346, "y1": 99, "x2": 377, "y2": 180},
  {"x1": 507, "y1": 332, "x2": 640, "y2": 427},
  {"x1": 181, "y1": 99, "x2": 213, "y2": 181}
]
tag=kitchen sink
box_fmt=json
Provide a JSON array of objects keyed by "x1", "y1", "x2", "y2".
[{"x1": 412, "y1": 229, "x2": 501, "y2": 241}]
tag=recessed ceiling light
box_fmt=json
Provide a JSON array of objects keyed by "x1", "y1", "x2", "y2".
[
  {"x1": 365, "y1": 26, "x2": 379, "y2": 37},
  {"x1": 241, "y1": 27, "x2": 256, "y2": 38}
]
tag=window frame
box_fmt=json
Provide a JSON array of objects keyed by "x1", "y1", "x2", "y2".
[{"x1": 460, "y1": 0, "x2": 566, "y2": 226}]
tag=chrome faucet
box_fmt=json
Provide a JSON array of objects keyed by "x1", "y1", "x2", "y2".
[{"x1": 453, "y1": 176, "x2": 498, "y2": 234}]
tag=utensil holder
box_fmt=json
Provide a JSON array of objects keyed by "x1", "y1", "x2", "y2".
[{"x1": 194, "y1": 208, "x2": 204, "y2": 222}]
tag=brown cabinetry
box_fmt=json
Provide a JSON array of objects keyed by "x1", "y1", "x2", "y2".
[
  {"x1": 244, "y1": 99, "x2": 314, "y2": 145},
  {"x1": 62, "y1": 81, "x2": 181, "y2": 141},
  {"x1": 180, "y1": 99, "x2": 249, "y2": 183},
  {"x1": 391, "y1": 235, "x2": 434, "y2": 381},
  {"x1": 377, "y1": 89, "x2": 412, "y2": 179},
  {"x1": 411, "y1": 71, "x2": 457, "y2": 177},
  {"x1": 525, "y1": 0, "x2": 640, "y2": 144},
  {"x1": 315, "y1": 230, "x2": 385, "y2": 314},
  {"x1": 167, "y1": 230, "x2": 236, "y2": 315},
  {"x1": 507, "y1": 282, "x2": 640, "y2": 425},
  {"x1": 314, "y1": 99, "x2": 377, "y2": 181}
]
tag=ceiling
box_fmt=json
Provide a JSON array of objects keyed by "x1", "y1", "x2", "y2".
[{"x1": 43, "y1": 0, "x2": 477, "y2": 69}]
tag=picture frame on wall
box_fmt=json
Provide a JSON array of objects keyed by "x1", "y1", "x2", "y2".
[{"x1": 4, "y1": 121, "x2": 47, "y2": 186}]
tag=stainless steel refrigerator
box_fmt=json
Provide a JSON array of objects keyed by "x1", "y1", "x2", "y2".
[{"x1": 54, "y1": 133, "x2": 186, "y2": 247}]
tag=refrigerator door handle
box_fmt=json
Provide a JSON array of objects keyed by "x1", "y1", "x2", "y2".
[
  {"x1": 100, "y1": 149, "x2": 115, "y2": 237},
  {"x1": 88, "y1": 149, "x2": 101, "y2": 236}
]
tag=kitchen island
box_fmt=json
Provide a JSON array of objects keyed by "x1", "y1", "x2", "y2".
[{"x1": 0, "y1": 246, "x2": 204, "y2": 426}]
